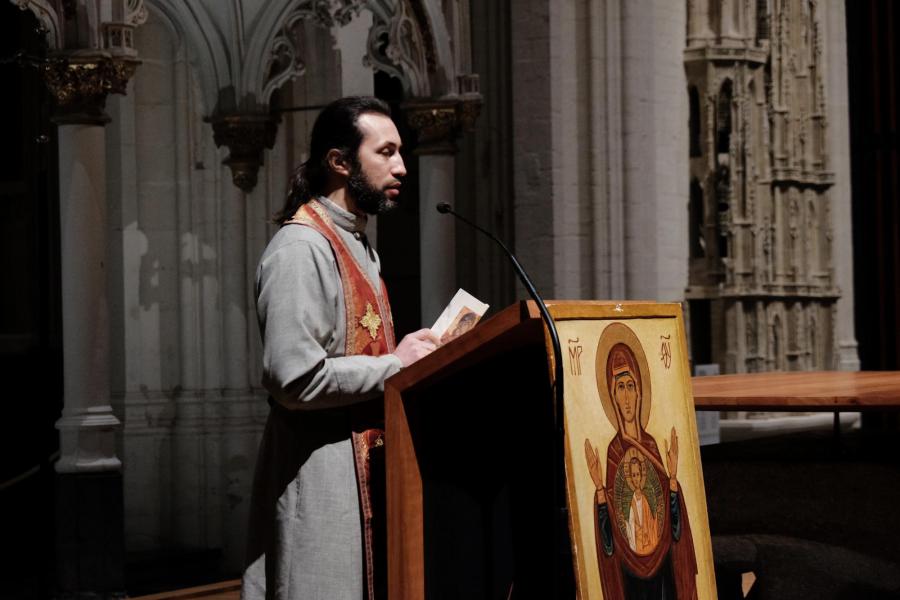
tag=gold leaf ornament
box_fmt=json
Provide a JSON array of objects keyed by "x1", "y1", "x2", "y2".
[{"x1": 359, "y1": 303, "x2": 382, "y2": 340}]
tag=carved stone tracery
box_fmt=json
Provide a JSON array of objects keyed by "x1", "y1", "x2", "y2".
[
  {"x1": 686, "y1": 0, "x2": 836, "y2": 374},
  {"x1": 365, "y1": 0, "x2": 434, "y2": 97},
  {"x1": 262, "y1": 0, "x2": 367, "y2": 100}
]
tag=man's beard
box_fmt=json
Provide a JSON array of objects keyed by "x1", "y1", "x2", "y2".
[{"x1": 347, "y1": 160, "x2": 399, "y2": 216}]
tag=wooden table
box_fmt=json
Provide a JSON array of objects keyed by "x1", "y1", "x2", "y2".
[{"x1": 691, "y1": 371, "x2": 900, "y2": 411}]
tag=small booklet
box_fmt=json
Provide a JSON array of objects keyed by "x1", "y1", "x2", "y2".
[{"x1": 431, "y1": 289, "x2": 490, "y2": 345}]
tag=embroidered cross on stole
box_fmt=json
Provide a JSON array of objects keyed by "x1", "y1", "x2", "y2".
[{"x1": 288, "y1": 199, "x2": 395, "y2": 600}]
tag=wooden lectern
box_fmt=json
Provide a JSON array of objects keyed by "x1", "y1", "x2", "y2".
[
  {"x1": 385, "y1": 300, "x2": 718, "y2": 599},
  {"x1": 385, "y1": 301, "x2": 564, "y2": 599}
]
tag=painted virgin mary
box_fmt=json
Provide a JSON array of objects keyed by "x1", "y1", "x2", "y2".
[{"x1": 583, "y1": 323, "x2": 698, "y2": 599}]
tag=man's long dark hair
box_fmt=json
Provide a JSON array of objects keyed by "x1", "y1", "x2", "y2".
[{"x1": 273, "y1": 96, "x2": 392, "y2": 223}]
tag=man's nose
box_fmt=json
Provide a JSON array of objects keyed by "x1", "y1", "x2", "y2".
[{"x1": 392, "y1": 154, "x2": 407, "y2": 178}]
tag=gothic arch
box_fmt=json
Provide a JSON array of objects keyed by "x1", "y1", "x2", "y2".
[
  {"x1": 716, "y1": 78, "x2": 734, "y2": 155},
  {"x1": 240, "y1": 1, "x2": 351, "y2": 105},
  {"x1": 144, "y1": 0, "x2": 230, "y2": 113},
  {"x1": 756, "y1": 0, "x2": 770, "y2": 41},
  {"x1": 689, "y1": 85, "x2": 701, "y2": 157},
  {"x1": 241, "y1": 0, "x2": 450, "y2": 104},
  {"x1": 769, "y1": 312, "x2": 785, "y2": 370},
  {"x1": 365, "y1": 0, "x2": 445, "y2": 97},
  {"x1": 690, "y1": 177, "x2": 706, "y2": 258},
  {"x1": 17, "y1": 0, "x2": 99, "y2": 48},
  {"x1": 13, "y1": 0, "x2": 63, "y2": 48},
  {"x1": 14, "y1": 0, "x2": 147, "y2": 51},
  {"x1": 807, "y1": 197, "x2": 817, "y2": 272}
]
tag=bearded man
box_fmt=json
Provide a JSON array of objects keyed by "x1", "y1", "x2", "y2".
[{"x1": 242, "y1": 96, "x2": 438, "y2": 600}]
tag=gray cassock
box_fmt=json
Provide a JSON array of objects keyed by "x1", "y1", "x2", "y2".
[{"x1": 242, "y1": 198, "x2": 402, "y2": 600}]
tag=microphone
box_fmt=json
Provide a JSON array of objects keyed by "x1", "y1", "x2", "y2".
[
  {"x1": 439, "y1": 202, "x2": 577, "y2": 596},
  {"x1": 436, "y1": 202, "x2": 571, "y2": 596},
  {"x1": 435, "y1": 202, "x2": 565, "y2": 429}
]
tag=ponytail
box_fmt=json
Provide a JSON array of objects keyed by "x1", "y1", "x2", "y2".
[{"x1": 272, "y1": 162, "x2": 314, "y2": 224}]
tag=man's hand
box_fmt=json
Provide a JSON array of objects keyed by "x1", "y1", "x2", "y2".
[{"x1": 393, "y1": 329, "x2": 440, "y2": 367}]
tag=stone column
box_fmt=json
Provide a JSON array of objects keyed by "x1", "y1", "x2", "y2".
[
  {"x1": 207, "y1": 113, "x2": 281, "y2": 568},
  {"x1": 719, "y1": 0, "x2": 739, "y2": 42},
  {"x1": 43, "y1": 53, "x2": 138, "y2": 598},
  {"x1": 405, "y1": 97, "x2": 481, "y2": 324},
  {"x1": 687, "y1": 0, "x2": 715, "y2": 47},
  {"x1": 621, "y1": 0, "x2": 689, "y2": 301},
  {"x1": 823, "y1": 1, "x2": 860, "y2": 371},
  {"x1": 208, "y1": 114, "x2": 278, "y2": 389}
]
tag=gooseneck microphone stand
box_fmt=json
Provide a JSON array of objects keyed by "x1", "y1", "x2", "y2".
[{"x1": 436, "y1": 202, "x2": 571, "y2": 597}]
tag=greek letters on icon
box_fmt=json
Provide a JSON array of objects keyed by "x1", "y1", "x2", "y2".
[
  {"x1": 659, "y1": 335, "x2": 672, "y2": 369},
  {"x1": 568, "y1": 338, "x2": 584, "y2": 376}
]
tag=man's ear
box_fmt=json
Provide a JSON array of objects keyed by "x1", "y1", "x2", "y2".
[{"x1": 326, "y1": 149, "x2": 351, "y2": 177}]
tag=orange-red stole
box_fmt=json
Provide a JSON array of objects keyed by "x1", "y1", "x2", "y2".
[{"x1": 287, "y1": 199, "x2": 395, "y2": 600}]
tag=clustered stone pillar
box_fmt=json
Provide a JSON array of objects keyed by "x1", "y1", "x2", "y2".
[
  {"x1": 404, "y1": 97, "x2": 481, "y2": 324},
  {"x1": 43, "y1": 52, "x2": 138, "y2": 599}
]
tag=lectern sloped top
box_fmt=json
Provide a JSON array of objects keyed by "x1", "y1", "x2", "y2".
[
  {"x1": 386, "y1": 300, "x2": 667, "y2": 393},
  {"x1": 385, "y1": 300, "x2": 544, "y2": 394}
]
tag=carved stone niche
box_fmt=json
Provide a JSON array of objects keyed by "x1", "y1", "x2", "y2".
[
  {"x1": 402, "y1": 95, "x2": 482, "y2": 155},
  {"x1": 43, "y1": 53, "x2": 140, "y2": 125},
  {"x1": 207, "y1": 113, "x2": 279, "y2": 193}
]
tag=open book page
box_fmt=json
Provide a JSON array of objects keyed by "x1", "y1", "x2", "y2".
[{"x1": 431, "y1": 289, "x2": 489, "y2": 345}]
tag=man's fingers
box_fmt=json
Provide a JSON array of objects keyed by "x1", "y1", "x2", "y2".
[
  {"x1": 394, "y1": 329, "x2": 442, "y2": 366},
  {"x1": 413, "y1": 342, "x2": 435, "y2": 358},
  {"x1": 410, "y1": 329, "x2": 438, "y2": 356},
  {"x1": 413, "y1": 328, "x2": 441, "y2": 345}
]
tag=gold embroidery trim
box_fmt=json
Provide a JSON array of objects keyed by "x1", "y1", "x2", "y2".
[{"x1": 359, "y1": 302, "x2": 382, "y2": 340}]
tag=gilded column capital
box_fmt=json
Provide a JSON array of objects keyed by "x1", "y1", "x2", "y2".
[
  {"x1": 44, "y1": 53, "x2": 140, "y2": 125},
  {"x1": 206, "y1": 113, "x2": 280, "y2": 193},
  {"x1": 402, "y1": 95, "x2": 482, "y2": 156}
]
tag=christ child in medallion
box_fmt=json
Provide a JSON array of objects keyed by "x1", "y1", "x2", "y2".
[
  {"x1": 583, "y1": 323, "x2": 698, "y2": 599},
  {"x1": 623, "y1": 451, "x2": 660, "y2": 555}
]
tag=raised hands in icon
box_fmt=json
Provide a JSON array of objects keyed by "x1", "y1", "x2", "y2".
[
  {"x1": 584, "y1": 438, "x2": 607, "y2": 503},
  {"x1": 664, "y1": 426, "x2": 679, "y2": 486}
]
